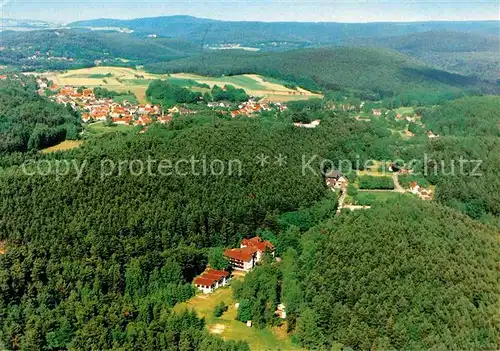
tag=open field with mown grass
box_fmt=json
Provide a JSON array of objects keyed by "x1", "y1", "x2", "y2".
[
  {"x1": 351, "y1": 191, "x2": 408, "y2": 206},
  {"x1": 43, "y1": 66, "x2": 167, "y2": 104},
  {"x1": 39, "y1": 66, "x2": 322, "y2": 103},
  {"x1": 171, "y1": 73, "x2": 321, "y2": 102},
  {"x1": 41, "y1": 66, "x2": 321, "y2": 103},
  {"x1": 84, "y1": 121, "x2": 137, "y2": 136},
  {"x1": 173, "y1": 284, "x2": 300, "y2": 351}
]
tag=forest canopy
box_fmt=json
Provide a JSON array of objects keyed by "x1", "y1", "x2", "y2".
[
  {"x1": 0, "y1": 77, "x2": 81, "y2": 154},
  {"x1": 238, "y1": 198, "x2": 500, "y2": 350}
]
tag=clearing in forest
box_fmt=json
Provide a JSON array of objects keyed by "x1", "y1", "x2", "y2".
[
  {"x1": 173, "y1": 285, "x2": 300, "y2": 351},
  {"x1": 169, "y1": 73, "x2": 322, "y2": 102}
]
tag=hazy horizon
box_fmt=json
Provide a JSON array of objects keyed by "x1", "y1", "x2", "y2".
[{"x1": 1, "y1": 0, "x2": 499, "y2": 24}]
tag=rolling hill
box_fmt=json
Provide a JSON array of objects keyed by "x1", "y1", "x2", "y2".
[
  {"x1": 348, "y1": 30, "x2": 500, "y2": 80},
  {"x1": 69, "y1": 16, "x2": 500, "y2": 48},
  {"x1": 145, "y1": 47, "x2": 496, "y2": 99},
  {"x1": 0, "y1": 29, "x2": 199, "y2": 71}
]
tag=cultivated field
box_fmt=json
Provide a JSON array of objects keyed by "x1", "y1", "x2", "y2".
[
  {"x1": 44, "y1": 66, "x2": 166, "y2": 103},
  {"x1": 173, "y1": 285, "x2": 300, "y2": 351},
  {"x1": 171, "y1": 73, "x2": 322, "y2": 102},
  {"x1": 40, "y1": 140, "x2": 84, "y2": 153},
  {"x1": 42, "y1": 66, "x2": 321, "y2": 103}
]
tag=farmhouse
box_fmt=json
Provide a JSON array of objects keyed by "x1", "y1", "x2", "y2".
[
  {"x1": 194, "y1": 269, "x2": 230, "y2": 294},
  {"x1": 224, "y1": 237, "x2": 275, "y2": 271},
  {"x1": 325, "y1": 170, "x2": 348, "y2": 189},
  {"x1": 410, "y1": 181, "x2": 433, "y2": 201}
]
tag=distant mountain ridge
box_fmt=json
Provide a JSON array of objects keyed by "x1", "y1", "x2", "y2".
[
  {"x1": 347, "y1": 30, "x2": 500, "y2": 80},
  {"x1": 69, "y1": 16, "x2": 500, "y2": 46}
]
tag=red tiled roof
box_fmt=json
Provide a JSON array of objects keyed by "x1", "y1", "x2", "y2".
[
  {"x1": 241, "y1": 237, "x2": 275, "y2": 252},
  {"x1": 193, "y1": 269, "x2": 229, "y2": 286},
  {"x1": 224, "y1": 247, "x2": 255, "y2": 262},
  {"x1": 202, "y1": 273, "x2": 224, "y2": 281},
  {"x1": 206, "y1": 269, "x2": 229, "y2": 277}
]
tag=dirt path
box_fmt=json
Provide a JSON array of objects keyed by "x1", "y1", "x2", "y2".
[
  {"x1": 392, "y1": 173, "x2": 405, "y2": 193},
  {"x1": 336, "y1": 187, "x2": 347, "y2": 215}
]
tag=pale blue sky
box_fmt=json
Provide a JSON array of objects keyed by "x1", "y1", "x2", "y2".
[{"x1": 2, "y1": 0, "x2": 500, "y2": 23}]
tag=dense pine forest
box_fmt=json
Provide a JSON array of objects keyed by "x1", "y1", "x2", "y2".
[
  {"x1": 0, "y1": 78, "x2": 81, "y2": 154},
  {"x1": 145, "y1": 47, "x2": 497, "y2": 101},
  {"x1": 237, "y1": 198, "x2": 499, "y2": 350}
]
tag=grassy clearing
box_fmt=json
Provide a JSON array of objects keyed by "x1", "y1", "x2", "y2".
[
  {"x1": 358, "y1": 161, "x2": 391, "y2": 177},
  {"x1": 40, "y1": 140, "x2": 84, "y2": 153},
  {"x1": 394, "y1": 106, "x2": 415, "y2": 115},
  {"x1": 85, "y1": 121, "x2": 136, "y2": 135},
  {"x1": 353, "y1": 191, "x2": 407, "y2": 206},
  {"x1": 113, "y1": 94, "x2": 138, "y2": 104},
  {"x1": 398, "y1": 174, "x2": 431, "y2": 188},
  {"x1": 170, "y1": 73, "x2": 322, "y2": 102},
  {"x1": 173, "y1": 285, "x2": 300, "y2": 351}
]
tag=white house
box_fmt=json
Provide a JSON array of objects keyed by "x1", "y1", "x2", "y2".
[
  {"x1": 224, "y1": 237, "x2": 275, "y2": 272},
  {"x1": 194, "y1": 269, "x2": 230, "y2": 294}
]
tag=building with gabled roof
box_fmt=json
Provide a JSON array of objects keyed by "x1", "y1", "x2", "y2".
[
  {"x1": 193, "y1": 269, "x2": 230, "y2": 294},
  {"x1": 224, "y1": 237, "x2": 275, "y2": 272}
]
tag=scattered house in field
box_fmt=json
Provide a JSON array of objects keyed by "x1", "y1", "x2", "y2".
[
  {"x1": 419, "y1": 189, "x2": 433, "y2": 201},
  {"x1": 0, "y1": 75, "x2": 7, "y2": 80},
  {"x1": 158, "y1": 114, "x2": 173, "y2": 124},
  {"x1": 409, "y1": 181, "x2": 433, "y2": 200},
  {"x1": 325, "y1": 170, "x2": 348, "y2": 189},
  {"x1": 410, "y1": 181, "x2": 420, "y2": 194},
  {"x1": 427, "y1": 130, "x2": 439, "y2": 139},
  {"x1": 293, "y1": 119, "x2": 321, "y2": 128},
  {"x1": 275, "y1": 304, "x2": 286, "y2": 319},
  {"x1": 224, "y1": 237, "x2": 275, "y2": 271},
  {"x1": 193, "y1": 269, "x2": 230, "y2": 294},
  {"x1": 208, "y1": 101, "x2": 231, "y2": 108},
  {"x1": 404, "y1": 127, "x2": 415, "y2": 138},
  {"x1": 372, "y1": 109, "x2": 382, "y2": 116}
]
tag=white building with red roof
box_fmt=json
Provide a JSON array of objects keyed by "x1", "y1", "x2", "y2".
[
  {"x1": 193, "y1": 269, "x2": 230, "y2": 294},
  {"x1": 224, "y1": 237, "x2": 275, "y2": 272}
]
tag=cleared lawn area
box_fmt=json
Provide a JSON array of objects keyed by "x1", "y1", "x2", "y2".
[
  {"x1": 174, "y1": 286, "x2": 300, "y2": 351},
  {"x1": 113, "y1": 93, "x2": 138, "y2": 104},
  {"x1": 40, "y1": 140, "x2": 84, "y2": 153},
  {"x1": 85, "y1": 122, "x2": 136, "y2": 135},
  {"x1": 353, "y1": 191, "x2": 407, "y2": 206},
  {"x1": 394, "y1": 106, "x2": 415, "y2": 115},
  {"x1": 170, "y1": 73, "x2": 322, "y2": 102},
  {"x1": 358, "y1": 161, "x2": 392, "y2": 177}
]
